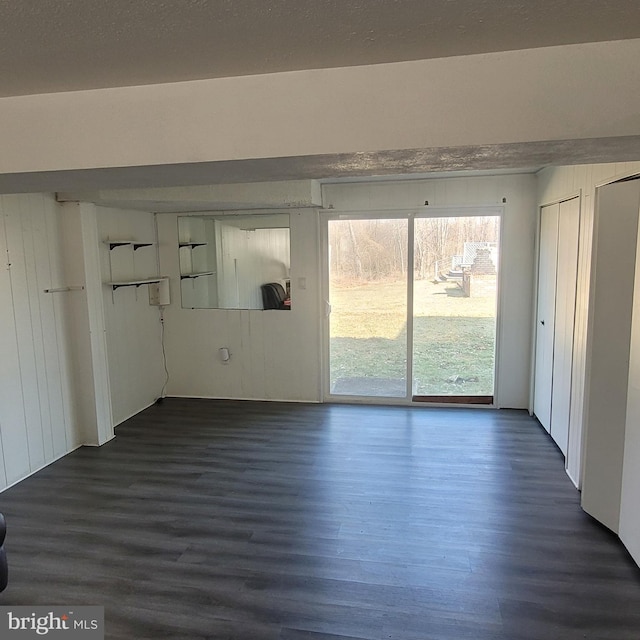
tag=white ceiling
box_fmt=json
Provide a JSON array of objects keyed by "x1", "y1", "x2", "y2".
[
  {"x1": 1, "y1": 1, "x2": 639, "y2": 198},
  {"x1": 1, "y1": 0, "x2": 639, "y2": 98}
]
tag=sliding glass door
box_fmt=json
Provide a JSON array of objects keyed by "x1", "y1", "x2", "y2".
[
  {"x1": 412, "y1": 215, "x2": 499, "y2": 402},
  {"x1": 327, "y1": 218, "x2": 408, "y2": 398},
  {"x1": 326, "y1": 210, "x2": 500, "y2": 403}
]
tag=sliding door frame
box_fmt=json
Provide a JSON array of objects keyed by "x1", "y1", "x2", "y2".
[
  {"x1": 321, "y1": 205, "x2": 504, "y2": 406},
  {"x1": 321, "y1": 210, "x2": 413, "y2": 404}
]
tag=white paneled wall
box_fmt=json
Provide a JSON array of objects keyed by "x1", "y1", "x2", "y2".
[
  {"x1": 97, "y1": 207, "x2": 166, "y2": 426},
  {"x1": 0, "y1": 197, "x2": 162, "y2": 491},
  {"x1": 537, "y1": 161, "x2": 640, "y2": 488},
  {"x1": 0, "y1": 194, "x2": 82, "y2": 490},
  {"x1": 322, "y1": 173, "x2": 538, "y2": 409},
  {"x1": 155, "y1": 174, "x2": 536, "y2": 406},
  {"x1": 157, "y1": 210, "x2": 321, "y2": 402}
]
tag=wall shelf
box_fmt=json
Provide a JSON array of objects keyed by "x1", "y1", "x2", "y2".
[
  {"x1": 105, "y1": 240, "x2": 155, "y2": 251},
  {"x1": 179, "y1": 242, "x2": 207, "y2": 248},
  {"x1": 106, "y1": 277, "x2": 167, "y2": 291},
  {"x1": 104, "y1": 238, "x2": 165, "y2": 301},
  {"x1": 180, "y1": 271, "x2": 215, "y2": 280}
]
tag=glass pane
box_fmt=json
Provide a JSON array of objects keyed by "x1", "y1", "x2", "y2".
[
  {"x1": 413, "y1": 216, "x2": 499, "y2": 396},
  {"x1": 177, "y1": 214, "x2": 290, "y2": 309},
  {"x1": 328, "y1": 219, "x2": 408, "y2": 397}
]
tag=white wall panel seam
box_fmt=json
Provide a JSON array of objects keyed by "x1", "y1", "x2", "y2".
[
  {"x1": 25, "y1": 199, "x2": 52, "y2": 466},
  {"x1": 6, "y1": 205, "x2": 34, "y2": 473},
  {"x1": 44, "y1": 200, "x2": 70, "y2": 454}
]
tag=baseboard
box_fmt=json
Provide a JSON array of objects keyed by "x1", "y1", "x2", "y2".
[
  {"x1": 113, "y1": 399, "x2": 163, "y2": 427},
  {"x1": 81, "y1": 433, "x2": 116, "y2": 447},
  {"x1": 566, "y1": 466, "x2": 580, "y2": 490},
  {"x1": 165, "y1": 394, "x2": 321, "y2": 404},
  {"x1": 0, "y1": 444, "x2": 84, "y2": 494}
]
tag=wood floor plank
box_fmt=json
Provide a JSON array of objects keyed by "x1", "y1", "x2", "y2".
[{"x1": 1, "y1": 399, "x2": 639, "y2": 639}]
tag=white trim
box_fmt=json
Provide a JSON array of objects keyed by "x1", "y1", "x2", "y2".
[
  {"x1": 566, "y1": 467, "x2": 580, "y2": 489},
  {"x1": 594, "y1": 171, "x2": 640, "y2": 190},
  {"x1": 81, "y1": 434, "x2": 115, "y2": 447},
  {"x1": 311, "y1": 209, "x2": 325, "y2": 404},
  {"x1": 174, "y1": 207, "x2": 314, "y2": 217},
  {"x1": 320, "y1": 214, "x2": 331, "y2": 400},
  {"x1": 539, "y1": 190, "x2": 582, "y2": 209},
  {"x1": 326, "y1": 396, "x2": 496, "y2": 409},
  {"x1": 325, "y1": 204, "x2": 504, "y2": 219},
  {"x1": 492, "y1": 207, "x2": 506, "y2": 407},
  {"x1": 111, "y1": 399, "x2": 160, "y2": 428},
  {"x1": 405, "y1": 213, "x2": 415, "y2": 401},
  {"x1": 0, "y1": 444, "x2": 84, "y2": 494},
  {"x1": 166, "y1": 394, "x2": 322, "y2": 404}
]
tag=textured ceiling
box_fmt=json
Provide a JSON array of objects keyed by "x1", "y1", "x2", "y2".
[
  {"x1": 2, "y1": 136, "x2": 640, "y2": 196},
  {"x1": 1, "y1": 0, "x2": 640, "y2": 97}
]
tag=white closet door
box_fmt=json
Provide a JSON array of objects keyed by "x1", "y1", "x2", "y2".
[
  {"x1": 534, "y1": 203, "x2": 559, "y2": 433},
  {"x1": 582, "y1": 180, "x2": 640, "y2": 532},
  {"x1": 550, "y1": 198, "x2": 580, "y2": 455},
  {"x1": 620, "y1": 180, "x2": 640, "y2": 563}
]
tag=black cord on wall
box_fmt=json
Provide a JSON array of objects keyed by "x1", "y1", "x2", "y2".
[{"x1": 158, "y1": 306, "x2": 169, "y2": 402}]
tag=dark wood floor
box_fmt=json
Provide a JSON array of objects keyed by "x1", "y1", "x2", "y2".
[{"x1": 1, "y1": 399, "x2": 639, "y2": 639}]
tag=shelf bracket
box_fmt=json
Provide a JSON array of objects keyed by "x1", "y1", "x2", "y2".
[{"x1": 108, "y1": 241, "x2": 132, "y2": 251}]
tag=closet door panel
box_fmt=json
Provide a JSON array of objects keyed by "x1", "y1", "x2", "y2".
[
  {"x1": 550, "y1": 197, "x2": 580, "y2": 455},
  {"x1": 534, "y1": 204, "x2": 559, "y2": 433}
]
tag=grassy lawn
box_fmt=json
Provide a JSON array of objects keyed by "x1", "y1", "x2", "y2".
[{"x1": 330, "y1": 277, "x2": 496, "y2": 396}]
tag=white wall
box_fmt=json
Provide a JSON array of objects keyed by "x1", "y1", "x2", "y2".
[
  {"x1": 0, "y1": 194, "x2": 83, "y2": 490},
  {"x1": 621, "y1": 193, "x2": 640, "y2": 563},
  {"x1": 157, "y1": 210, "x2": 321, "y2": 402},
  {"x1": 322, "y1": 173, "x2": 538, "y2": 409},
  {"x1": 157, "y1": 174, "x2": 536, "y2": 406},
  {"x1": 57, "y1": 202, "x2": 114, "y2": 447},
  {"x1": 537, "y1": 161, "x2": 640, "y2": 488},
  {"x1": 0, "y1": 196, "x2": 158, "y2": 491},
  {"x1": 1, "y1": 39, "x2": 639, "y2": 177},
  {"x1": 96, "y1": 206, "x2": 166, "y2": 426}
]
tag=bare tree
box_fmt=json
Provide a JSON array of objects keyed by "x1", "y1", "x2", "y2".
[
  {"x1": 347, "y1": 221, "x2": 364, "y2": 279},
  {"x1": 330, "y1": 216, "x2": 499, "y2": 283}
]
